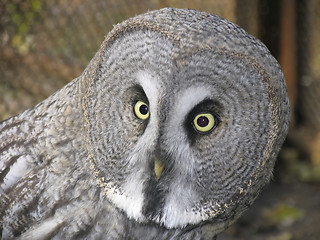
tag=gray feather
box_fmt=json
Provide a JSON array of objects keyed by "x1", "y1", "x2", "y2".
[{"x1": 0, "y1": 8, "x2": 289, "y2": 240}]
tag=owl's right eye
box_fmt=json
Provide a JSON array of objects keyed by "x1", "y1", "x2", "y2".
[
  {"x1": 193, "y1": 113, "x2": 216, "y2": 133},
  {"x1": 134, "y1": 101, "x2": 150, "y2": 120}
]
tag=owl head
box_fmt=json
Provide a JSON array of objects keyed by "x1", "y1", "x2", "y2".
[{"x1": 80, "y1": 8, "x2": 289, "y2": 233}]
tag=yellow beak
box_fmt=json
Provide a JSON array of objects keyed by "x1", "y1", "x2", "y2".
[{"x1": 154, "y1": 159, "x2": 165, "y2": 180}]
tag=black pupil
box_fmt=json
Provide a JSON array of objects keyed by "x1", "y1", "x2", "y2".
[
  {"x1": 197, "y1": 116, "x2": 209, "y2": 127},
  {"x1": 139, "y1": 104, "x2": 148, "y2": 115}
]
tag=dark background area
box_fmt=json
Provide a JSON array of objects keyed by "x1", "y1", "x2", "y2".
[{"x1": 1, "y1": 0, "x2": 319, "y2": 239}]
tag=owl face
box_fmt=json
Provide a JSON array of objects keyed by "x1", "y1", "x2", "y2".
[{"x1": 84, "y1": 8, "x2": 289, "y2": 231}]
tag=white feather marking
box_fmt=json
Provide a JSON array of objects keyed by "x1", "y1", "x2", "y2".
[
  {"x1": 172, "y1": 86, "x2": 211, "y2": 128},
  {"x1": 0, "y1": 155, "x2": 31, "y2": 192},
  {"x1": 161, "y1": 182, "x2": 206, "y2": 228},
  {"x1": 108, "y1": 170, "x2": 145, "y2": 222},
  {"x1": 135, "y1": 70, "x2": 161, "y2": 151},
  {"x1": 17, "y1": 215, "x2": 65, "y2": 240},
  {"x1": 136, "y1": 71, "x2": 160, "y2": 102}
]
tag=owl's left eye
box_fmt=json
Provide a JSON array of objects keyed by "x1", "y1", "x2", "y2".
[
  {"x1": 193, "y1": 113, "x2": 216, "y2": 133},
  {"x1": 134, "y1": 100, "x2": 150, "y2": 120}
]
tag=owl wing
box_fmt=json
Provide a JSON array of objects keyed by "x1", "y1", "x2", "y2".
[{"x1": 0, "y1": 116, "x2": 46, "y2": 238}]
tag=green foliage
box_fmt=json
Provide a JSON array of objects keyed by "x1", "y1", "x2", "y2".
[
  {"x1": 262, "y1": 203, "x2": 304, "y2": 227},
  {"x1": 5, "y1": 0, "x2": 43, "y2": 54}
]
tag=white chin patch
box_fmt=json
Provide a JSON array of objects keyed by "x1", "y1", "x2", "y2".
[
  {"x1": 105, "y1": 168, "x2": 146, "y2": 222},
  {"x1": 161, "y1": 207, "x2": 204, "y2": 229},
  {"x1": 160, "y1": 179, "x2": 206, "y2": 228}
]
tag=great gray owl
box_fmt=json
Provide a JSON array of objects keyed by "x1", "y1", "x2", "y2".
[{"x1": 0, "y1": 8, "x2": 289, "y2": 240}]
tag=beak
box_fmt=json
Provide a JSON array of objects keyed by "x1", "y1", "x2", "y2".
[{"x1": 154, "y1": 159, "x2": 165, "y2": 180}]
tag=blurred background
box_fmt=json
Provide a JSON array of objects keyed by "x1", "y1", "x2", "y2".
[{"x1": 0, "y1": 0, "x2": 319, "y2": 239}]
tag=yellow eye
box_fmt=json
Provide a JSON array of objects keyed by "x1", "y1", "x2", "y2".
[
  {"x1": 134, "y1": 101, "x2": 150, "y2": 120},
  {"x1": 193, "y1": 113, "x2": 215, "y2": 132}
]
